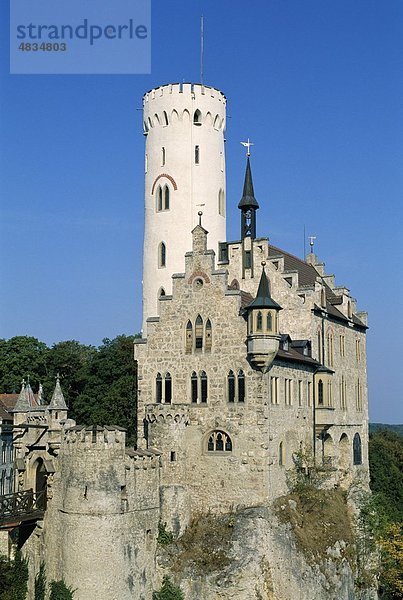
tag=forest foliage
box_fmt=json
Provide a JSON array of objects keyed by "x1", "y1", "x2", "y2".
[{"x1": 0, "y1": 335, "x2": 138, "y2": 444}]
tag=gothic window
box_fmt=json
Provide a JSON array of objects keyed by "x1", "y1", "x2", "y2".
[
  {"x1": 165, "y1": 373, "x2": 172, "y2": 404},
  {"x1": 191, "y1": 371, "x2": 198, "y2": 403},
  {"x1": 158, "y1": 287, "x2": 166, "y2": 299},
  {"x1": 195, "y1": 145, "x2": 200, "y2": 164},
  {"x1": 266, "y1": 312, "x2": 272, "y2": 331},
  {"x1": 156, "y1": 373, "x2": 162, "y2": 403},
  {"x1": 185, "y1": 320, "x2": 193, "y2": 354},
  {"x1": 353, "y1": 433, "x2": 362, "y2": 465},
  {"x1": 157, "y1": 186, "x2": 163, "y2": 211},
  {"x1": 256, "y1": 311, "x2": 263, "y2": 331},
  {"x1": 207, "y1": 430, "x2": 232, "y2": 453},
  {"x1": 195, "y1": 315, "x2": 203, "y2": 351},
  {"x1": 238, "y1": 370, "x2": 245, "y2": 403},
  {"x1": 228, "y1": 370, "x2": 235, "y2": 403},
  {"x1": 158, "y1": 242, "x2": 166, "y2": 268},
  {"x1": 201, "y1": 371, "x2": 208, "y2": 403},
  {"x1": 193, "y1": 109, "x2": 202, "y2": 125},
  {"x1": 205, "y1": 319, "x2": 212, "y2": 352},
  {"x1": 318, "y1": 379, "x2": 324, "y2": 406},
  {"x1": 163, "y1": 185, "x2": 170, "y2": 210}
]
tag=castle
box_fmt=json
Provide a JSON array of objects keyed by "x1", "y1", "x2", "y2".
[{"x1": 0, "y1": 83, "x2": 371, "y2": 600}]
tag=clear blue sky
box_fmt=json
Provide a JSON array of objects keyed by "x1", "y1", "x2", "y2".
[{"x1": 1, "y1": 1, "x2": 402, "y2": 423}]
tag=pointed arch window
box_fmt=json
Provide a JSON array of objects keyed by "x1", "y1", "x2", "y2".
[
  {"x1": 163, "y1": 185, "x2": 170, "y2": 210},
  {"x1": 162, "y1": 110, "x2": 168, "y2": 126},
  {"x1": 205, "y1": 319, "x2": 212, "y2": 352},
  {"x1": 200, "y1": 371, "x2": 208, "y2": 403},
  {"x1": 256, "y1": 311, "x2": 263, "y2": 331},
  {"x1": 228, "y1": 370, "x2": 235, "y2": 403},
  {"x1": 266, "y1": 312, "x2": 272, "y2": 331},
  {"x1": 353, "y1": 433, "x2": 362, "y2": 465},
  {"x1": 207, "y1": 430, "x2": 232, "y2": 453},
  {"x1": 318, "y1": 379, "x2": 324, "y2": 406},
  {"x1": 164, "y1": 373, "x2": 172, "y2": 404},
  {"x1": 191, "y1": 371, "x2": 198, "y2": 403},
  {"x1": 158, "y1": 242, "x2": 166, "y2": 268},
  {"x1": 195, "y1": 315, "x2": 203, "y2": 350},
  {"x1": 193, "y1": 109, "x2": 202, "y2": 125},
  {"x1": 238, "y1": 370, "x2": 245, "y2": 403},
  {"x1": 157, "y1": 186, "x2": 163, "y2": 211},
  {"x1": 156, "y1": 373, "x2": 162, "y2": 403},
  {"x1": 185, "y1": 320, "x2": 193, "y2": 354},
  {"x1": 158, "y1": 287, "x2": 166, "y2": 299}
]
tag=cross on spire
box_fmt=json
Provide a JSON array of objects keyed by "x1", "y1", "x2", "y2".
[{"x1": 240, "y1": 138, "x2": 254, "y2": 156}]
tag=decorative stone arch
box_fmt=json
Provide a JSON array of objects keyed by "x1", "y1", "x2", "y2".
[
  {"x1": 171, "y1": 109, "x2": 179, "y2": 123},
  {"x1": 229, "y1": 279, "x2": 240, "y2": 290},
  {"x1": 182, "y1": 109, "x2": 190, "y2": 122},
  {"x1": 205, "y1": 111, "x2": 213, "y2": 126},
  {"x1": 204, "y1": 429, "x2": 233, "y2": 453},
  {"x1": 187, "y1": 270, "x2": 210, "y2": 285},
  {"x1": 151, "y1": 174, "x2": 178, "y2": 195},
  {"x1": 213, "y1": 114, "x2": 221, "y2": 130},
  {"x1": 147, "y1": 116, "x2": 153, "y2": 129},
  {"x1": 154, "y1": 113, "x2": 160, "y2": 125},
  {"x1": 162, "y1": 110, "x2": 169, "y2": 126},
  {"x1": 339, "y1": 433, "x2": 350, "y2": 469}
]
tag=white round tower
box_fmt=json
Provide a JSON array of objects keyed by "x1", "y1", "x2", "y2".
[{"x1": 141, "y1": 83, "x2": 227, "y2": 333}]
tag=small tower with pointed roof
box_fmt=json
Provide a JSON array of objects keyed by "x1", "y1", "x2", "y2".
[
  {"x1": 244, "y1": 263, "x2": 282, "y2": 372},
  {"x1": 239, "y1": 156, "x2": 259, "y2": 240}
]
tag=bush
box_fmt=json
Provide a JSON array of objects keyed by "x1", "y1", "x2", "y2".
[
  {"x1": 152, "y1": 575, "x2": 184, "y2": 600},
  {"x1": 157, "y1": 521, "x2": 174, "y2": 546},
  {"x1": 34, "y1": 562, "x2": 46, "y2": 600},
  {"x1": 49, "y1": 580, "x2": 74, "y2": 600}
]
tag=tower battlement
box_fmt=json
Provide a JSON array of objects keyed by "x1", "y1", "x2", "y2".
[
  {"x1": 143, "y1": 83, "x2": 226, "y2": 104},
  {"x1": 63, "y1": 425, "x2": 126, "y2": 451}
]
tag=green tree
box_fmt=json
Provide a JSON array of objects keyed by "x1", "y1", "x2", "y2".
[
  {"x1": 0, "y1": 337, "x2": 48, "y2": 393},
  {"x1": 369, "y1": 430, "x2": 403, "y2": 523},
  {"x1": 34, "y1": 562, "x2": 46, "y2": 600},
  {"x1": 152, "y1": 576, "x2": 184, "y2": 600},
  {"x1": 0, "y1": 551, "x2": 29, "y2": 600},
  {"x1": 49, "y1": 580, "x2": 74, "y2": 600}
]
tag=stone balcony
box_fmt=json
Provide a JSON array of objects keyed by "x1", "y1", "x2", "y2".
[{"x1": 315, "y1": 406, "x2": 336, "y2": 427}]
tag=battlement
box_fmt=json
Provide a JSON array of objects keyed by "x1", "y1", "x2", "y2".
[
  {"x1": 125, "y1": 447, "x2": 161, "y2": 470},
  {"x1": 143, "y1": 83, "x2": 226, "y2": 104},
  {"x1": 145, "y1": 404, "x2": 190, "y2": 425},
  {"x1": 63, "y1": 425, "x2": 126, "y2": 450}
]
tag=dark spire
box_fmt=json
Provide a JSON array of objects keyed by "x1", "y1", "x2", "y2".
[
  {"x1": 238, "y1": 157, "x2": 259, "y2": 210},
  {"x1": 246, "y1": 265, "x2": 282, "y2": 310}
]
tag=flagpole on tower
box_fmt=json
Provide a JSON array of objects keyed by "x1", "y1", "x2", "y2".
[{"x1": 200, "y1": 15, "x2": 204, "y2": 85}]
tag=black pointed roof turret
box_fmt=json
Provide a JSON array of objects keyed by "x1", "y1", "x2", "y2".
[
  {"x1": 238, "y1": 157, "x2": 259, "y2": 210},
  {"x1": 246, "y1": 266, "x2": 282, "y2": 310}
]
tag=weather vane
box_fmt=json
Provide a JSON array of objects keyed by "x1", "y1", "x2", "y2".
[
  {"x1": 240, "y1": 138, "x2": 254, "y2": 156},
  {"x1": 309, "y1": 236, "x2": 316, "y2": 253}
]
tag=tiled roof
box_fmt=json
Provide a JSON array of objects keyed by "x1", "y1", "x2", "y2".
[
  {"x1": 0, "y1": 394, "x2": 19, "y2": 410},
  {"x1": 268, "y1": 245, "x2": 318, "y2": 287},
  {"x1": 0, "y1": 400, "x2": 12, "y2": 421}
]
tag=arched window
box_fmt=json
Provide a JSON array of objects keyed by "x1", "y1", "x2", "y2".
[
  {"x1": 193, "y1": 109, "x2": 202, "y2": 125},
  {"x1": 195, "y1": 315, "x2": 203, "y2": 350},
  {"x1": 158, "y1": 287, "x2": 166, "y2": 298},
  {"x1": 191, "y1": 371, "x2": 198, "y2": 403},
  {"x1": 163, "y1": 185, "x2": 170, "y2": 210},
  {"x1": 238, "y1": 370, "x2": 245, "y2": 402},
  {"x1": 256, "y1": 311, "x2": 263, "y2": 331},
  {"x1": 279, "y1": 442, "x2": 284, "y2": 466},
  {"x1": 318, "y1": 379, "x2": 324, "y2": 405},
  {"x1": 185, "y1": 320, "x2": 193, "y2": 354},
  {"x1": 156, "y1": 373, "x2": 162, "y2": 403},
  {"x1": 201, "y1": 371, "x2": 208, "y2": 403},
  {"x1": 157, "y1": 186, "x2": 163, "y2": 212},
  {"x1": 353, "y1": 433, "x2": 362, "y2": 465},
  {"x1": 205, "y1": 319, "x2": 212, "y2": 352},
  {"x1": 266, "y1": 312, "x2": 272, "y2": 331},
  {"x1": 228, "y1": 370, "x2": 235, "y2": 403},
  {"x1": 165, "y1": 373, "x2": 172, "y2": 404},
  {"x1": 158, "y1": 242, "x2": 166, "y2": 268},
  {"x1": 218, "y1": 189, "x2": 225, "y2": 216},
  {"x1": 207, "y1": 430, "x2": 232, "y2": 452},
  {"x1": 162, "y1": 111, "x2": 168, "y2": 126}
]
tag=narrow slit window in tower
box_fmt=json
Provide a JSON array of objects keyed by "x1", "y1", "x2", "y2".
[
  {"x1": 205, "y1": 319, "x2": 212, "y2": 352},
  {"x1": 163, "y1": 185, "x2": 170, "y2": 210},
  {"x1": 186, "y1": 321, "x2": 193, "y2": 354},
  {"x1": 156, "y1": 373, "x2": 162, "y2": 403},
  {"x1": 161, "y1": 147, "x2": 166, "y2": 166},
  {"x1": 318, "y1": 379, "x2": 324, "y2": 406},
  {"x1": 195, "y1": 145, "x2": 200, "y2": 164},
  {"x1": 157, "y1": 186, "x2": 163, "y2": 212},
  {"x1": 238, "y1": 370, "x2": 245, "y2": 403},
  {"x1": 256, "y1": 311, "x2": 263, "y2": 331},
  {"x1": 158, "y1": 242, "x2": 166, "y2": 268}
]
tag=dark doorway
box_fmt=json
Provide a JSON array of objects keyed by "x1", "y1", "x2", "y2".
[{"x1": 35, "y1": 459, "x2": 47, "y2": 510}]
